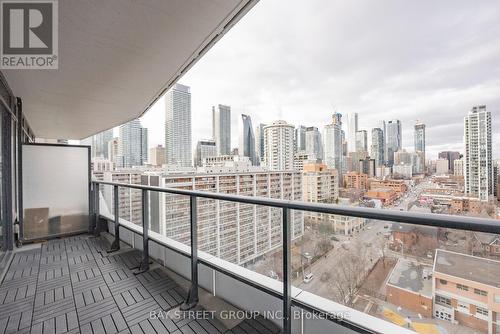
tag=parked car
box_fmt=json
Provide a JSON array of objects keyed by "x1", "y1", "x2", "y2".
[{"x1": 303, "y1": 273, "x2": 314, "y2": 283}]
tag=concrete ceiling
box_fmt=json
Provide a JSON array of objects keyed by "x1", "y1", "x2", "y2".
[{"x1": 2, "y1": 0, "x2": 257, "y2": 140}]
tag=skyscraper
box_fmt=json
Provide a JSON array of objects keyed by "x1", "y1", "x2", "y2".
[
  {"x1": 305, "y1": 126, "x2": 323, "y2": 161},
  {"x1": 414, "y1": 121, "x2": 426, "y2": 170},
  {"x1": 386, "y1": 119, "x2": 402, "y2": 167},
  {"x1": 195, "y1": 140, "x2": 217, "y2": 167},
  {"x1": 141, "y1": 127, "x2": 148, "y2": 164},
  {"x1": 371, "y1": 128, "x2": 385, "y2": 167},
  {"x1": 264, "y1": 120, "x2": 294, "y2": 171},
  {"x1": 347, "y1": 112, "x2": 358, "y2": 153},
  {"x1": 464, "y1": 105, "x2": 493, "y2": 201},
  {"x1": 294, "y1": 125, "x2": 307, "y2": 152},
  {"x1": 117, "y1": 119, "x2": 148, "y2": 168},
  {"x1": 355, "y1": 130, "x2": 368, "y2": 152},
  {"x1": 82, "y1": 128, "x2": 114, "y2": 159},
  {"x1": 239, "y1": 114, "x2": 258, "y2": 165},
  {"x1": 107, "y1": 137, "x2": 119, "y2": 166},
  {"x1": 212, "y1": 104, "x2": 231, "y2": 156},
  {"x1": 165, "y1": 83, "x2": 192, "y2": 167},
  {"x1": 323, "y1": 112, "x2": 343, "y2": 171},
  {"x1": 255, "y1": 123, "x2": 266, "y2": 163}
]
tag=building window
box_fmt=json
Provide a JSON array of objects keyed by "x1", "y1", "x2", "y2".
[
  {"x1": 457, "y1": 302, "x2": 469, "y2": 313},
  {"x1": 435, "y1": 295, "x2": 451, "y2": 307},
  {"x1": 457, "y1": 284, "x2": 469, "y2": 291},
  {"x1": 439, "y1": 279, "x2": 447, "y2": 285},
  {"x1": 474, "y1": 288, "x2": 488, "y2": 296},
  {"x1": 476, "y1": 307, "x2": 488, "y2": 316},
  {"x1": 495, "y1": 295, "x2": 500, "y2": 303}
]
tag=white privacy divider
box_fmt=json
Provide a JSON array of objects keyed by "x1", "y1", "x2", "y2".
[{"x1": 22, "y1": 144, "x2": 90, "y2": 241}]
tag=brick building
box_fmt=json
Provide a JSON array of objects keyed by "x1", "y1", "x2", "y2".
[
  {"x1": 369, "y1": 179, "x2": 407, "y2": 195},
  {"x1": 344, "y1": 171, "x2": 368, "y2": 190},
  {"x1": 433, "y1": 249, "x2": 500, "y2": 333},
  {"x1": 386, "y1": 259, "x2": 433, "y2": 317}
]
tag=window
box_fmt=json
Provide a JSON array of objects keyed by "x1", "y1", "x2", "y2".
[
  {"x1": 474, "y1": 288, "x2": 487, "y2": 296},
  {"x1": 495, "y1": 295, "x2": 500, "y2": 303},
  {"x1": 439, "y1": 279, "x2": 447, "y2": 285},
  {"x1": 457, "y1": 284, "x2": 469, "y2": 291},
  {"x1": 457, "y1": 302, "x2": 469, "y2": 313},
  {"x1": 476, "y1": 307, "x2": 488, "y2": 316},
  {"x1": 435, "y1": 295, "x2": 451, "y2": 307}
]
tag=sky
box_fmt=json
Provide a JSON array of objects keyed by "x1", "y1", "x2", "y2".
[{"x1": 140, "y1": 0, "x2": 500, "y2": 161}]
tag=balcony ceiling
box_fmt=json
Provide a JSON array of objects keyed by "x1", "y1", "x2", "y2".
[{"x1": 3, "y1": 0, "x2": 257, "y2": 140}]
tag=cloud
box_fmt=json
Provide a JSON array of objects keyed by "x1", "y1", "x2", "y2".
[{"x1": 141, "y1": 0, "x2": 500, "y2": 160}]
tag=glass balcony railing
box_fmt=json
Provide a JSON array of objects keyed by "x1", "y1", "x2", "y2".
[{"x1": 93, "y1": 179, "x2": 499, "y2": 334}]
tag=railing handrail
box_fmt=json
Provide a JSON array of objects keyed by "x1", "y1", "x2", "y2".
[{"x1": 92, "y1": 179, "x2": 500, "y2": 234}]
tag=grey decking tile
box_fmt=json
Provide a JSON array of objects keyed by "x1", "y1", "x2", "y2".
[{"x1": 0, "y1": 234, "x2": 245, "y2": 334}]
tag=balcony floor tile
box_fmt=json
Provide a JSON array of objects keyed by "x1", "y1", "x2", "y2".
[{"x1": 0, "y1": 234, "x2": 280, "y2": 334}]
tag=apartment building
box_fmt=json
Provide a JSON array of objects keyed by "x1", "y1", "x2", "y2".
[
  {"x1": 344, "y1": 171, "x2": 368, "y2": 190},
  {"x1": 149, "y1": 145, "x2": 166, "y2": 166},
  {"x1": 433, "y1": 249, "x2": 500, "y2": 333},
  {"x1": 194, "y1": 139, "x2": 217, "y2": 167},
  {"x1": 293, "y1": 151, "x2": 319, "y2": 172},
  {"x1": 302, "y1": 163, "x2": 338, "y2": 224},
  {"x1": 264, "y1": 121, "x2": 295, "y2": 171},
  {"x1": 454, "y1": 159, "x2": 464, "y2": 177},
  {"x1": 158, "y1": 170, "x2": 304, "y2": 265},
  {"x1": 102, "y1": 170, "x2": 143, "y2": 225},
  {"x1": 464, "y1": 106, "x2": 493, "y2": 201}
]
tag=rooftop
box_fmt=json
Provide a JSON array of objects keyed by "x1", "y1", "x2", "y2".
[
  {"x1": 434, "y1": 249, "x2": 500, "y2": 288},
  {"x1": 387, "y1": 259, "x2": 433, "y2": 298}
]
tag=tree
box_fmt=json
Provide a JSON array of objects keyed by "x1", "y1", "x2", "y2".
[{"x1": 328, "y1": 240, "x2": 368, "y2": 307}]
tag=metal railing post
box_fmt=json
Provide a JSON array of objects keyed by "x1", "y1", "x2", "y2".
[
  {"x1": 181, "y1": 195, "x2": 199, "y2": 310},
  {"x1": 134, "y1": 189, "x2": 150, "y2": 274},
  {"x1": 282, "y1": 207, "x2": 292, "y2": 334},
  {"x1": 107, "y1": 185, "x2": 120, "y2": 253},
  {"x1": 93, "y1": 182, "x2": 101, "y2": 237},
  {"x1": 88, "y1": 183, "x2": 94, "y2": 234}
]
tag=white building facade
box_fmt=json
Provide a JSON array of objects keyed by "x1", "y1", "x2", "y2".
[{"x1": 464, "y1": 105, "x2": 493, "y2": 201}]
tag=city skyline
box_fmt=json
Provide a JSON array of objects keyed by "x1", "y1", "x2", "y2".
[{"x1": 138, "y1": 0, "x2": 500, "y2": 161}]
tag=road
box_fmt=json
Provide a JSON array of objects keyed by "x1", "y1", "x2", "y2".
[{"x1": 388, "y1": 179, "x2": 432, "y2": 212}]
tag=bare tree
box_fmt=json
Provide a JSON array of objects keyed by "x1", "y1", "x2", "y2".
[
  {"x1": 376, "y1": 236, "x2": 388, "y2": 268},
  {"x1": 328, "y1": 241, "x2": 368, "y2": 307}
]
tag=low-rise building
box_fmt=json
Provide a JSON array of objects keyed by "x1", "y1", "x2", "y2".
[
  {"x1": 386, "y1": 259, "x2": 433, "y2": 317},
  {"x1": 365, "y1": 188, "x2": 397, "y2": 206},
  {"x1": 433, "y1": 249, "x2": 500, "y2": 333},
  {"x1": 369, "y1": 179, "x2": 407, "y2": 195},
  {"x1": 472, "y1": 233, "x2": 500, "y2": 258},
  {"x1": 344, "y1": 171, "x2": 368, "y2": 190},
  {"x1": 390, "y1": 223, "x2": 438, "y2": 252}
]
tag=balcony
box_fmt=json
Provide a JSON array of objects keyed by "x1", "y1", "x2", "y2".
[
  {"x1": 1, "y1": 2, "x2": 499, "y2": 333},
  {"x1": 3, "y1": 170, "x2": 499, "y2": 333}
]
